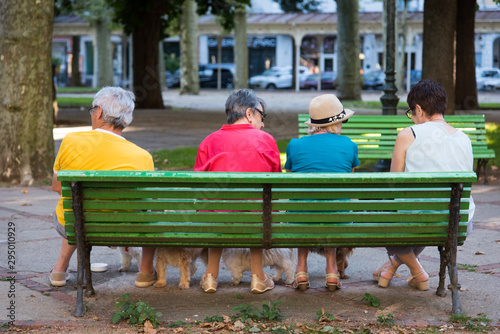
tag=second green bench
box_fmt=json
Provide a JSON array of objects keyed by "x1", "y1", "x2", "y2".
[{"x1": 298, "y1": 114, "x2": 494, "y2": 181}]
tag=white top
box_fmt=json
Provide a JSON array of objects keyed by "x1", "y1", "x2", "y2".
[
  {"x1": 405, "y1": 122, "x2": 473, "y2": 172},
  {"x1": 405, "y1": 121, "x2": 475, "y2": 235}
]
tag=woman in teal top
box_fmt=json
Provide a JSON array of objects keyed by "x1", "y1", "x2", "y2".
[{"x1": 285, "y1": 94, "x2": 359, "y2": 291}]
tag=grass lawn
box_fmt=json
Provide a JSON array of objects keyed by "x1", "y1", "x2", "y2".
[
  {"x1": 57, "y1": 97, "x2": 93, "y2": 107},
  {"x1": 486, "y1": 122, "x2": 500, "y2": 167},
  {"x1": 57, "y1": 87, "x2": 101, "y2": 94}
]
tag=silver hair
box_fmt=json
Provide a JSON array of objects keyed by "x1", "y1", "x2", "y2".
[
  {"x1": 92, "y1": 86, "x2": 135, "y2": 129},
  {"x1": 307, "y1": 124, "x2": 341, "y2": 135},
  {"x1": 225, "y1": 89, "x2": 261, "y2": 124}
]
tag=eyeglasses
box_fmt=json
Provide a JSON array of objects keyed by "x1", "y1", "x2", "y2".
[
  {"x1": 405, "y1": 109, "x2": 412, "y2": 119},
  {"x1": 88, "y1": 106, "x2": 98, "y2": 116},
  {"x1": 255, "y1": 107, "x2": 266, "y2": 121}
]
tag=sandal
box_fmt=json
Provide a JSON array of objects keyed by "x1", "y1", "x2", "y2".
[
  {"x1": 292, "y1": 272, "x2": 310, "y2": 290},
  {"x1": 373, "y1": 256, "x2": 401, "y2": 288},
  {"x1": 325, "y1": 273, "x2": 341, "y2": 291},
  {"x1": 406, "y1": 271, "x2": 429, "y2": 291}
]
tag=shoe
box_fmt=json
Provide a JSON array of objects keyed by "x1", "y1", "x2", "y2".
[
  {"x1": 325, "y1": 273, "x2": 341, "y2": 291},
  {"x1": 292, "y1": 272, "x2": 310, "y2": 290},
  {"x1": 135, "y1": 271, "x2": 157, "y2": 288},
  {"x1": 251, "y1": 273, "x2": 274, "y2": 294},
  {"x1": 200, "y1": 274, "x2": 218, "y2": 293},
  {"x1": 50, "y1": 271, "x2": 70, "y2": 287},
  {"x1": 373, "y1": 256, "x2": 401, "y2": 288},
  {"x1": 407, "y1": 271, "x2": 429, "y2": 291}
]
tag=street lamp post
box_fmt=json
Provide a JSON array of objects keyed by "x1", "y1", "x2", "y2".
[{"x1": 375, "y1": 0, "x2": 399, "y2": 171}]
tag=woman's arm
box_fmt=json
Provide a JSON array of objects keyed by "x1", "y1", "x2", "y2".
[
  {"x1": 51, "y1": 172, "x2": 62, "y2": 195},
  {"x1": 390, "y1": 127, "x2": 415, "y2": 172}
]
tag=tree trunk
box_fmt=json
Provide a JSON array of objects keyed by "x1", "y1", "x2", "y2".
[
  {"x1": 0, "y1": 0, "x2": 55, "y2": 185},
  {"x1": 336, "y1": 0, "x2": 361, "y2": 100},
  {"x1": 422, "y1": 0, "x2": 457, "y2": 114},
  {"x1": 455, "y1": 0, "x2": 478, "y2": 110},
  {"x1": 96, "y1": 19, "x2": 114, "y2": 86},
  {"x1": 234, "y1": 9, "x2": 248, "y2": 89},
  {"x1": 132, "y1": 0, "x2": 164, "y2": 109},
  {"x1": 180, "y1": 0, "x2": 200, "y2": 95},
  {"x1": 71, "y1": 35, "x2": 82, "y2": 86}
]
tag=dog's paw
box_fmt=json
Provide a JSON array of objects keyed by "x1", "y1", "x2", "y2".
[
  {"x1": 339, "y1": 273, "x2": 349, "y2": 279},
  {"x1": 230, "y1": 279, "x2": 241, "y2": 285},
  {"x1": 118, "y1": 266, "x2": 130, "y2": 272},
  {"x1": 154, "y1": 280, "x2": 166, "y2": 288},
  {"x1": 178, "y1": 282, "x2": 190, "y2": 290}
]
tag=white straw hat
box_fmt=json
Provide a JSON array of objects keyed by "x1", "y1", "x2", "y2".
[{"x1": 305, "y1": 94, "x2": 355, "y2": 127}]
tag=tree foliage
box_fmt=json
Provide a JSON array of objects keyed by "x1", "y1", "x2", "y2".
[
  {"x1": 197, "y1": 0, "x2": 251, "y2": 31},
  {"x1": 272, "y1": 0, "x2": 320, "y2": 13}
]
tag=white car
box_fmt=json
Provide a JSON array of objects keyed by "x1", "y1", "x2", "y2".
[
  {"x1": 476, "y1": 67, "x2": 500, "y2": 90},
  {"x1": 249, "y1": 66, "x2": 309, "y2": 90}
]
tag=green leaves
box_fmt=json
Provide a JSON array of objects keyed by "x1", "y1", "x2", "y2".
[
  {"x1": 377, "y1": 313, "x2": 395, "y2": 326},
  {"x1": 361, "y1": 293, "x2": 380, "y2": 307},
  {"x1": 112, "y1": 293, "x2": 162, "y2": 328},
  {"x1": 231, "y1": 301, "x2": 284, "y2": 322}
]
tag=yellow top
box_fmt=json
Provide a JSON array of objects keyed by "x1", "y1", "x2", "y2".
[{"x1": 54, "y1": 129, "x2": 154, "y2": 226}]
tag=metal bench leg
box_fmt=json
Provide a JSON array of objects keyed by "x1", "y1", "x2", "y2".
[
  {"x1": 475, "y1": 159, "x2": 489, "y2": 185},
  {"x1": 85, "y1": 245, "x2": 95, "y2": 296},
  {"x1": 436, "y1": 246, "x2": 448, "y2": 297},
  {"x1": 71, "y1": 181, "x2": 88, "y2": 317},
  {"x1": 74, "y1": 235, "x2": 85, "y2": 317},
  {"x1": 447, "y1": 183, "x2": 464, "y2": 315},
  {"x1": 483, "y1": 159, "x2": 489, "y2": 185}
]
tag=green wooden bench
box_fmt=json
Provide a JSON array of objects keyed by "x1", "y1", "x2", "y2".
[
  {"x1": 58, "y1": 170, "x2": 476, "y2": 317},
  {"x1": 298, "y1": 114, "x2": 494, "y2": 182}
]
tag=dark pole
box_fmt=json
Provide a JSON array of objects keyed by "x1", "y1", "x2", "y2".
[
  {"x1": 380, "y1": 0, "x2": 399, "y2": 115},
  {"x1": 374, "y1": 0, "x2": 399, "y2": 172}
]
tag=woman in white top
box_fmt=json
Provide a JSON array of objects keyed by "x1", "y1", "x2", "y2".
[{"x1": 372, "y1": 80, "x2": 474, "y2": 291}]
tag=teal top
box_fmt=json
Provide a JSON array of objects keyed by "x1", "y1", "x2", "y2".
[{"x1": 285, "y1": 133, "x2": 360, "y2": 173}]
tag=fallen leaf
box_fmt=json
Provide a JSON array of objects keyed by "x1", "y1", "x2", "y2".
[
  {"x1": 496, "y1": 240, "x2": 500, "y2": 244},
  {"x1": 222, "y1": 315, "x2": 231, "y2": 323},
  {"x1": 144, "y1": 320, "x2": 157, "y2": 334},
  {"x1": 491, "y1": 165, "x2": 498, "y2": 171},
  {"x1": 233, "y1": 320, "x2": 245, "y2": 330},
  {"x1": 474, "y1": 251, "x2": 486, "y2": 255},
  {"x1": 21, "y1": 203, "x2": 32, "y2": 206},
  {"x1": 21, "y1": 189, "x2": 29, "y2": 194}
]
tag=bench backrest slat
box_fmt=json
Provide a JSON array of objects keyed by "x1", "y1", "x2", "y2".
[{"x1": 58, "y1": 170, "x2": 475, "y2": 248}]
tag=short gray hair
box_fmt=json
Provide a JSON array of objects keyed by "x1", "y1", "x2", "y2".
[
  {"x1": 225, "y1": 89, "x2": 260, "y2": 124},
  {"x1": 92, "y1": 86, "x2": 135, "y2": 130}
]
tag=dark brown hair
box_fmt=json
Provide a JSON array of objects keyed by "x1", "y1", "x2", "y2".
[{"x1": 407, "y1": 79, "x2": 448, "y2": 116}]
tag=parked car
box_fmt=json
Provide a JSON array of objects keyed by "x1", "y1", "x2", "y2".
[
  {"x1": 300, "y1": 71, "x2": 337, "y2": 90},
  {"x1": 483, "y1": 72, "x2": 500, "y2": 90},
  {"x1": 199, "y1": 63, "x2": 234, "y2": 88},
  {"x1": 168, "y1": 64, "x2": 234, "y2": 89},
  {"x1": 248, "y1": 66, "x2": 309, "y2": 90},
  {"x1": 362, "y1": 70, "x2": 385, "y2": 89},
  {"x1": 476, "y1": 67, "x2": 500, "y2": 90}
]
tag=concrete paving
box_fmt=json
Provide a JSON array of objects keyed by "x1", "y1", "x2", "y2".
[{"x1": 1, "y1": 90, "x2": 500, "y2": 331}]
